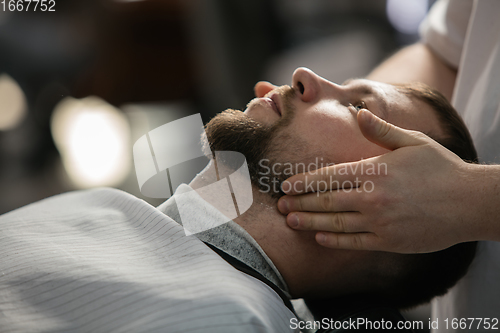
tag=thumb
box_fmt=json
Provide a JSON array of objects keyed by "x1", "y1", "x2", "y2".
[
  {"x1": 357, "y1": 109, "x2": 426, "y2": 150},
  {"x1": 254, "y1": 81, "x2": 278, "y2": 98}
]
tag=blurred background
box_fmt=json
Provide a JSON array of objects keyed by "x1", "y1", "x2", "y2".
[{"x1": 0, "y1": 0, "x2": 434, "y2": 329}]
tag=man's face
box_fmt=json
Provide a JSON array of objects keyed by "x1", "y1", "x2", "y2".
[{"x1": 206, "y1": 67, "x2": 444, "y2": 196}]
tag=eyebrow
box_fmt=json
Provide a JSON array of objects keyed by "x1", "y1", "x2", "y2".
[
  {"x1": 342, "y1": 79, "x2": 389, "y2": 119},
  {"x1": 342, "y1": 78, "x2": 373, "y2": 95}
]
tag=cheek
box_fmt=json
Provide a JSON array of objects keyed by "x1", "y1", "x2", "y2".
[
  {"x1": 299, "y1": 112, "x2": 354, "y2": 144},
  {"x1": 296, "y1": 115, "x2": 385, "y2": 163},
  {"x1": 284, "y1": 102, "x2": 391, "y2": 164}
]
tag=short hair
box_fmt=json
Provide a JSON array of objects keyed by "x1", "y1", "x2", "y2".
[
  {"x1": 368, "y1": 83, "x2": 477, "y2": 309},
  {"x1": 395, "y1": 82, "x2": 477, "y2": 162}
]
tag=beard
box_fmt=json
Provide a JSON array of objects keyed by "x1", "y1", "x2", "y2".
[{"x1": 204, "y1": 85, "x2": 306, "y2": 198}]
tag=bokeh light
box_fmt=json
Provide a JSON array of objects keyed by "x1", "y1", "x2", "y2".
[
  {"x1": 0, "y1": 74, "x2": 27, "y2": 131},
  {"x1": 387, "y1": 0, "x2": 428, "y2": 35},
  {"x1": 51, "y1": 96, "x2": 131, "y2": 188}
]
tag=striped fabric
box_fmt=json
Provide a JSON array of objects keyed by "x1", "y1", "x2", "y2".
[{"x1": 0, "y1": 188, "x2": 297, "y2": 333}]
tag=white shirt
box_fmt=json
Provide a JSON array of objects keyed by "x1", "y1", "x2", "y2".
[
  {"x1": 0, "y1": 187, "x2": 297, "y2": 332},
  {"x1": 420, "y1": 0, "x2": 500, "y2": 329}
]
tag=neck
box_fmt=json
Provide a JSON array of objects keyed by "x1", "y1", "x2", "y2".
[{"x1": 190, "y1": 162, "x2": 329, "y2": 297}]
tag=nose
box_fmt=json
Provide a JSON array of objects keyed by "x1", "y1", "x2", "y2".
[
  {"x1": 292, "y1": 67, "x2": 323, "y2": 103},
  {"x1": 292, "y1": 67, "x2": 342, "y2": 103}
]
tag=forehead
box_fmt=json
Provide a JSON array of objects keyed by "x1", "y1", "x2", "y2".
[{"x1": 343, "y1": 78, "x2": 445, "y2": 138}]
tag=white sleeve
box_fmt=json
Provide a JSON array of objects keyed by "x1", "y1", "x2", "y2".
[{"x1": 419, "y1": 0, "x2": 474, "y2": 68}]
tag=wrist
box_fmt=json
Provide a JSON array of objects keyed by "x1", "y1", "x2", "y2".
[{"x1": 463, "y1": 163, "x2": 500, "y2": 242}]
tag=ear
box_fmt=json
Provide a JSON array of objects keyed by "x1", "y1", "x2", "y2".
[{"x1": 254, "y1": 81, "x2": 278, "y2": 98}]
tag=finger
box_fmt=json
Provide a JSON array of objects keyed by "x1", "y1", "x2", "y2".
[
  {"x1": 315, "y1": 232, "x2": 380, "y2": 251},
  {"x1": 278, "y1": 190, "x2": 359, "y2": 214},
  {"x1": 287, "y1": 211, "x2": 365, "y2": 233},
  {"x1": 357, "y1": 109, "x2": 429, "y2": 151},
  {"x1": 281, "y1": 163, "x2": 371, "y2": 195}
]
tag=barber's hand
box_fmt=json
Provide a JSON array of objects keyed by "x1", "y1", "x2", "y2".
[{"x1": 278, "y1": 109, "x2": 481, "y2": 253}]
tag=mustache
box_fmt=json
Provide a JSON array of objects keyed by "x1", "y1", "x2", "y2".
[
  {"x1": 204, "y1": 84, "x2": 297, "y2": 154},
  {"x1": 265, "y1": 84, "x2": 296, "y2": 102},
  {"x1": 245, "y1": 85, "x2": 297, "y2": 126}
]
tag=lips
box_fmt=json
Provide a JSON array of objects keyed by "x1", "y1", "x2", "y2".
[
  {"x1": 268, "y1": 93, "x2": 282, "y2": 116},
  {"x1": 259, "y1": 97, "x2": 279, "y2": 117}
]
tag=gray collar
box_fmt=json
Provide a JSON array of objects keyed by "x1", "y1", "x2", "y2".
[{"x1": 157, "y1": 184, "x2": 290, "y2": 297}]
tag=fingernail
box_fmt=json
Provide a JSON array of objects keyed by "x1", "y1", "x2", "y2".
[
  {"x1": 317, "y1": 233, "x2": 326, "y2": 244},
  {"x1": 288, "y1": 214, "x2": 299, "y2": 228},
  {"x1": 281, "y1": 181, "x2": 292, "y2": 193},
  {"x1": 278, "y1": 198, "x2": 290, "y2": 214}
]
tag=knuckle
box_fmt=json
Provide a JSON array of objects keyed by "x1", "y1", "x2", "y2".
[
  {"x1": 377, "y1": 121, "x2": 393, "y2": 139},
  {"x1": 366, "y1": 191, "x2": 390, "y2": 209},
  {"x1": 316, "y1": 175, "x2": 329, "y2": 191},
  {"x1": 389, "y1": 239, "x2": 403, "y2": 252},
  {"x1": 319, "y1": 192, "x2": 334, "y2": 211},
  {"x1": 331, "y1": 213, "x2": 346, "y2": 232},
  {"x1": 351, "y1": 234, "x2": 364, "y2": 250},
  {"x1": 327, "y1": 234, "x2": 341, "y2": 248},
  {"x1": 334, "y1": 235, "x2": 342, "y2": 248},
  {"x1": 363, "y1": 192, "x2": 378, "y2": 207},
  {"x1": 410, "y1": 130, "x2": 429, "y2": 141},
  {"x1": 294, "y1": 197, "x2": 304, "y2": 212},
  {"x1": 301, "y1": 214, "x2": 313, "y2": 229}
]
